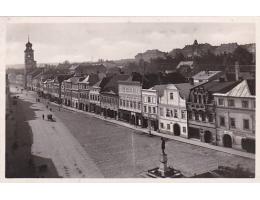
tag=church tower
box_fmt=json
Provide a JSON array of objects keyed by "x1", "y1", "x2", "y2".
[{"x1": 24, "y1": 36, "x2": 36, "y2": 88}]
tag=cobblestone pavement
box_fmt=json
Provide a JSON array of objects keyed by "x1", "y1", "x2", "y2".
[{"x1": 50, "y1": 103, "x2": 255, "y2": 178}]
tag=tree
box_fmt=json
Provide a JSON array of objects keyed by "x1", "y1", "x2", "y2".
[{"x1": 233, "y1": 46, "x2": 253, "y2": 65}]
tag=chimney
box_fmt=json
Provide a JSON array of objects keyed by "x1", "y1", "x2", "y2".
[{"x1": 235, "y1": 61, "x2": 240, "y2": 81}]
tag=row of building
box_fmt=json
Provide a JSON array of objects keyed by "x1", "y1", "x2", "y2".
[
  {"x1": 28, "y1": 70, "x2": 255, "y2": 153},
  {"x1": 9, "y1": 39, "x2": 255, "y2": 153}
]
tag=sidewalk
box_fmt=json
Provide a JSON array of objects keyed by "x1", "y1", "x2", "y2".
[{"x1": 49, "y1": 101, "x2": 255, "y2": 160}]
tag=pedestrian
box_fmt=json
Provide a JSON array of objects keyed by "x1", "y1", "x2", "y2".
[{"x1": 42, "y1": 114, "x2": 45, "y2": 120}]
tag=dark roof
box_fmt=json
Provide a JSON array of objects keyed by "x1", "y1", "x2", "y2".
[
  {"x1": 101, "y1": 74, "x2": 130, "y2": 94},
  {"x1": 197, "y1": 80, "x2": 242, "y2": 94},
  {"x1": 175, "y1": 83, "x2": 196, "y2": 99},
  {"x1": 88, "y1": 74, "x2": 100, "y2": 86},
  {"x1": 247, "y1": 79, "x2": 255, "y2": 95}
]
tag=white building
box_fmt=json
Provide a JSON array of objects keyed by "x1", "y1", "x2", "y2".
[{"x1": 156, "y1": 84, "x2": 193, "y2": 138}]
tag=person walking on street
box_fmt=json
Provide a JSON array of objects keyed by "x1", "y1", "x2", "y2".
[{"x1": 42, "y1": 114, "x2": 45, "y2": 120}]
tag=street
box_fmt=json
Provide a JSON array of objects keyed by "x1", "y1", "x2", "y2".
[{"x1": 9, "y1": 86, "x2": 255, "y2": 178}]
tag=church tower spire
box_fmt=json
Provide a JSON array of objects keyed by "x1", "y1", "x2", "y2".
[{"x1": 24, "y1": 36, "x2": 37, "y2": 89}]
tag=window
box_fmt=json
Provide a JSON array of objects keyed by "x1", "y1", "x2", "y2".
[
  {"x1": 126, "y1": 101, "x2": 129, "y2": 107},
  {"x1": 123, "y1": 100, "x2": 126, "y2": 107},
  {"x1": 144, "y1": 106, "x2": 147, "y2": 113},
  {"x1": 159, "y1": 108, "x2": 164, "y2": 116},
  {"x1": 198, "y1": 95, "x2": 202, "y2": 104},
  {"x1": 181, "y1": 110, "x2": 186, "y2": 119},
  {"x1": 243, "y1": 119, "x2": 250, "y2": 130},
  {"x1": 166, "y1": 109, "x2": 170, "y2": 117},
  {"x1": 228, "y1": 99, "x2": 235, "y2": 107},
  {"x1": 220, "y1": 116, "x2": 225, "y2": 127},
  {"x1": 194, "y1": 94, "x2": 197, "y2": 103},
  {"x1": 148, "y1": 96, "x2": 151, "y2": 103},
  {"x1": 188, "y1": 111, "x2": 192, "y2": 120},
  {"x1": 153, "y1": 107, "x2": 156, "y2": 114},
  {"x1": 230, "y1": 118, "x2": 236, "y2": 128},
  {"x1": 138, "y1": 102, "x2": 141, "y2": 110},
  {"x1": 253, "y1": 100, "x2": 255, "y2": 108},
  {"x1": 195, "y1": 112, "x2": 199, "y2": 121},
  {"x1": 170, "y1": 93, "x2": 174, "y2": 100},
  {"x1": 160, "y1": 123, "x2": 164, "y2": 129},
  {"x1": 133, "y1": 102, "x2": 136, "y2": 109},
  {"x1": 201, "y1": 112, "x2": 206, "y2": 122},
  {"x1": 242, "y1": 100, "x2": 249, "y2": 108},
  {"x1": 130, "y1": 101, "x2": 133, "y2": 108},
  {"x1": 174, "y1": 109, "x2": 178, "y2": 118},
  {"x1": 148, "y1": 106, "x2": 151, "y2": 113},
  {"x1": 218, "y1": 98, "x2": 224, "y2": 106},
  {"x1": 183, "y1": 127, "x2": 186, "y2": 133},
  {"x1": 208, "y1": 114, "x2": 213, "y2": 123},
  {"x1": 203, "y1": 95, "x2": 207, "y2": 104},
  {"x1": 167, "y1": 124, "x2": 170, "y2": 130}
]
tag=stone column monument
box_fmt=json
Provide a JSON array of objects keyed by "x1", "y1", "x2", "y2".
[{"x1": 159, "y1": 137, "x2": 168, "y2": 177}]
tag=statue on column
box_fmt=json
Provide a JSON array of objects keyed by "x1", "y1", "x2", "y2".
[{"x1": 161, "y1": 137, "x2": 166, "y2": 155}]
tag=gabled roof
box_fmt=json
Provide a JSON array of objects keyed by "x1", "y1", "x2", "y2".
[
  {"x1": 151, "y1": 83, "x2": 194, "y2": 100},
  {"x1": 196, "y1": 80, "x2": 241, "y2": 94},
  {"x1": 214, "y1": 79, "x2": 255, "y2": 98}
]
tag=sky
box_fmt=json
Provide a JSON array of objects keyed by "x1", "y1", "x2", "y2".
[{"x1": 6, "y1": 22, "x2": 255, "y2": 65}]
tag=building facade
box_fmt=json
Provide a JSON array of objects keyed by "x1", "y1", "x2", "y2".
[
  {"x1": 187, "y1": 80, "x2": 241, "y2": 144},
  {"x1": 89, "y1": 81, "x2": 101, "y2": 114},
  {"x1": 141, "y1": 88, "x2": 158, "y2": 131},
  {"x1": 118, "y1": 81, "x2": 142, "y2": 126},
  {"x1": 156, "y1": 84, "x2": 190, "y2": 138},
  {"x1": 100, "y1": 74, "x2": 129, "y2": 120},
  {"x1": 213, "y1": 80, "x2": 255, "y2": 151}
]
